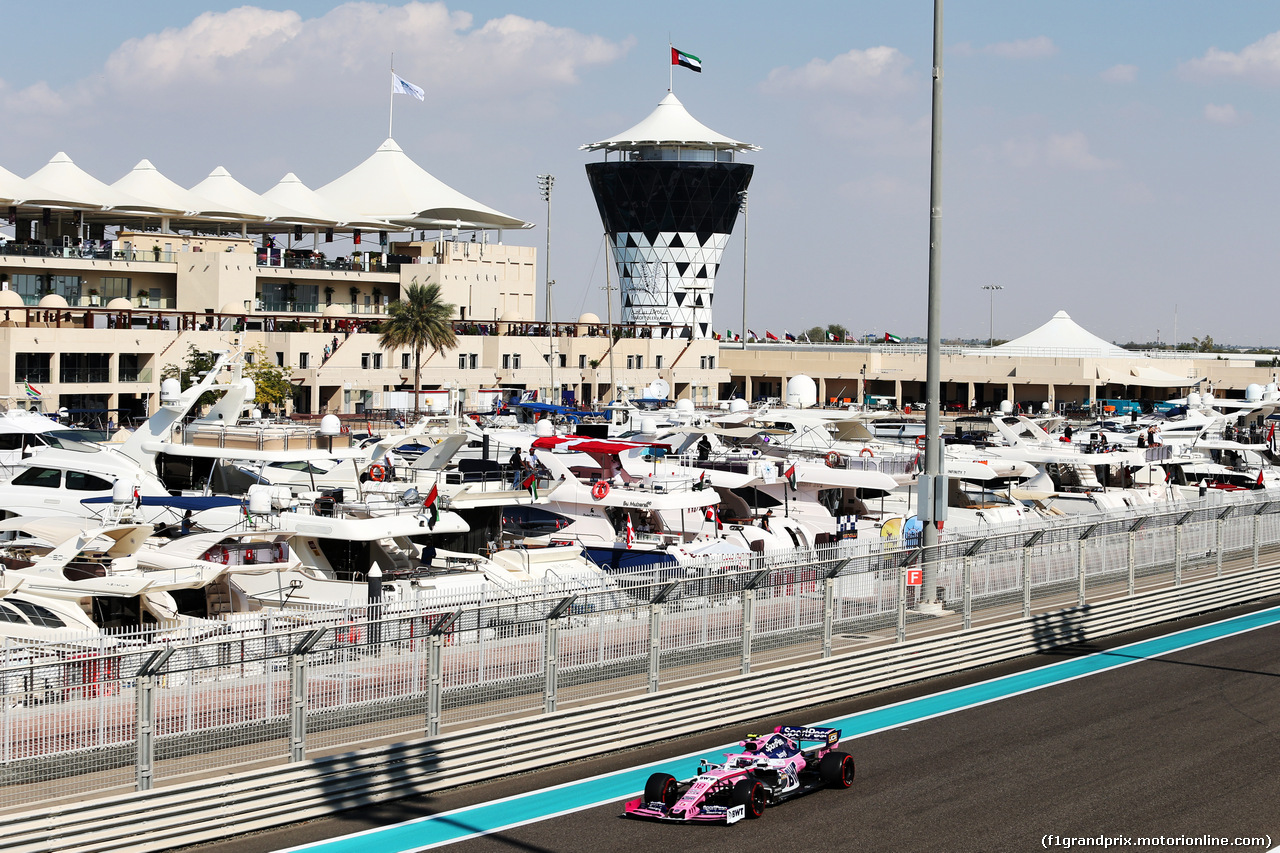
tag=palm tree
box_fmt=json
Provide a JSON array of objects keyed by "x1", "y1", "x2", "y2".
[{"x1": 378, "y1": 283, "x2": 457, "y2": 416}]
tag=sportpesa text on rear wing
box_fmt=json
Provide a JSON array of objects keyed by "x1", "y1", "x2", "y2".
[{"x1": 775, "y1": 725, "x2": 841, "y2": 746}]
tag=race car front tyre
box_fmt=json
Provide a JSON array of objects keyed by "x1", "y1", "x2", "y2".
[
  {"x1": 644, "y1": 772, "x2": 679, "y2": 807},
  {"x1": 819, "y1": 751, "x2": 855, "y2": 788},
  {"x1": 731, "y1": 778, "x2": 767, "y2": 818}
]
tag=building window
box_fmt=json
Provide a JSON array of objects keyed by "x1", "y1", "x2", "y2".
[
  {"x1": 558, "y1": 354, "x2": 567, "y2": 368},
  {"x1": 502, "y1": 354, "x2": 511, "y2": 369},
  {"x1": 579, "y1": 354, "x2": 587, "y2": 369},
  {"x1": 361, "y1": 353, "x2": 370, "y2": 369},
  {"x1": 99, "y1": 277, "x2": 131, "y2": 300},
  {"x1": 372, "y1": 353, "x2": 382, "y2": 369},
  {"x1": 700, "y1": 356, "x2": 707, "y2": 369},
  {"x1": 59, "y1": 353, "x2": 109, "y2": 384},
  {"x1": 119, "y1": 353, "x2": 150, "y2": 383},
  {"x1": 708, "y1": 356, "x2": 715, "y2": 369},
  {"x1": 627, "y1": 355, "x2": 635, "y2": 369},
  {"x1": 469, "y1": 353, "x2": 478, "y2": 369},
  {"x1": 459, "y1": 353, "x2": 468, "y2": 369},
  {"x1": 15, "y1": 353, "x2": 51, "y2": 383},
  {"x1": 402, "y1": 353, "x2": 411, "y2": 369},
  {"x1": 298, "y1": 353, "x2": 309, "y2": 369},
  {"x1": 245, "y1": 351, "x2": 254, "y2": 364},
  {"x1": 276, "y1": 352, "x2": 285, "y2": 367},
  {"x1": 635, "y1": 356, "x2": 644, "y2": 370},
  {"x1": 512, "y1": 353, "x2": 521, "y2": 369},
  {"x1": 655, "y1": 355, "x2": 664, "y2": 369}
]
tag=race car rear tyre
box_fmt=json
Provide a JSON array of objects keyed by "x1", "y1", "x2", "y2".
[
  {"x1": 820, "y1": 751, "x2": 856, "y2": 788},
  {"x1": 644, "y1": 772, "x2": 679, "y2": 807},
  {"x1": 731, "y1": 778, "x2": 767, "y2": 818}
]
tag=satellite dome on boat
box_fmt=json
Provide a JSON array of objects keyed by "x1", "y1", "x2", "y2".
[{"x1": 786, "y1": 375, "x2": 818, "y2": 408}]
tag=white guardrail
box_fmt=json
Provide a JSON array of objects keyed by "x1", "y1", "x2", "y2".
[{"x1": 6, "y1": 563, "x2": 1280, "y2": 853}]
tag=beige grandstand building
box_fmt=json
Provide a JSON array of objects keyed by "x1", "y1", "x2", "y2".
[{"x1": 0, "y1": 134, "x2": 1273, "y2": 425}]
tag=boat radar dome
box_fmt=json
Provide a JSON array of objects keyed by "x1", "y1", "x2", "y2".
[
  {"x1": 786, "y1": 375, "x2": 818, "y2": 408},
  {"x1": 160, "y1": 377, "x2": 182, "y2": 406},
  {"x1": 999, "y1": 400, "x2": 1014, "y2": 414},
  {"x1": 1187, "y1": 392, "x2": 1202, "y2": 408},
  {"x1": 1246, "y1": 384, "x2": 1263, "y2": 402},
  {"x1": 729, "y1": 398, "x2": 748, "y2": 413},
  {"x1": 639, "y1": 417, "x2": 658, "y2": 435},
  {"x1": 319, "y1": 414, "x2": 342, "y2": 436},
  {"x1": 534, "y1": 418, "x2": 555, "y2": 437},
  {"x1": 1041, "y1": 402, "x2": 1052, "y2": 412},
  {"x1": 112, "y1": 479, "x2": 133, "y2": 505},
  {"x1": 675, "y1": 399, "x2": 694, "y2": 414}
]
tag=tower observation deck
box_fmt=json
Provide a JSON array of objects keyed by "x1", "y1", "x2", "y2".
[{"x1": 582, "y1": 93, "x2": 757, "y2": 340}]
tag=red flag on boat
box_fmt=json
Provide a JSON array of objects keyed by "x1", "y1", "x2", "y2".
[
  {"x1": 1258, "y1": 469, "x2": 1266, "y2": 487},
  {"x1": 784, "y1": 462, "x2": 797, "y2": 491},
  {"x1": 624, "y1": 514, "x2": 635, "y2": 549}
]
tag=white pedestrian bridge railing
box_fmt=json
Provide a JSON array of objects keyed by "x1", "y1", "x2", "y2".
[{"x1": 2, "y1": 490, "x2": 1280, "y2": 843}]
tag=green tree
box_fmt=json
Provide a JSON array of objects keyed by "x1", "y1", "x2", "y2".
[
  {"x1": 161, "y1": 345, "x2": 220, "y2": 410},
  {"x1": 243, "y1": 344, "x2": 294, "y2": 412},
  {"x1": 1193, "y1": 334, "x2": 1216, "y2": 353},
  {"x1": 378, "y1": 282, "x2": 458, "y2": 416}
]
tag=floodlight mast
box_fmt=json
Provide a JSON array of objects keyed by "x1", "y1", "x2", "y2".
[{"x1": 538, "y1": 174, "x2": 556, "y2": 404}]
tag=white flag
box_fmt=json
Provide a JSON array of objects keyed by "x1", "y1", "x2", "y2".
[{"x1": 391, "y1": 71, "x2": 425, "y2": 101}]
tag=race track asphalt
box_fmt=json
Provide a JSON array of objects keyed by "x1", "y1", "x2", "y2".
[{"x1": 182, "y1": 600, "x2": 1280, "y2": 853}]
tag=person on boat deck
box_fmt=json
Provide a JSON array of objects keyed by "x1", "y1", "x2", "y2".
[
  {"x1": 761, "y1": 509, "x2": 773, "y2": 532},
  {"x1": 180, "y1": 510, "x2": 193, "y2": 536},
  {"x1": 509, "y1": 447, "x2": 524, "y2": 488},
  {"x1": 1137, "y1": 430, "x2": 1148, "y2": 448},
  {"x1": 382, "y1": 448, "x2": 399, "y2": 480},
  {"x1": 1063, "y1": 424, "x2": 1073, "y2": 442},
  {"x1": 697, "y1": 434, "x2": 712, "y2": 462}
]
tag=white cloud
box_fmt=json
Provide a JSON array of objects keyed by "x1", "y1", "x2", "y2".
[
  {"x1": 761, "y1": 46, "x2": 916, "y2": 97},
  {"x1": 1100, "y1": 64, "x2": 1137, "y2": 83},
  {"x1": 1204, "y1": 103, "x2": 1242, "y2": 124},
  {"x1": 998, "y1": 132, "x2": 1117, "y2": 171},
  {"x1": 1181, "y1": 31, "x2": 1280, "y2": 85},
  {"x1": 985, "y1": 36, "x2": 1058, "y2": 59}
]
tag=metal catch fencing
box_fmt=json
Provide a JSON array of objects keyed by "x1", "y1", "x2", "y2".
[{"x1": 3, "y1": 490, "x2": 1280, "y2": 813}]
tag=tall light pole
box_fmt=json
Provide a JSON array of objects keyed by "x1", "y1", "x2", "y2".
[
  {"x1": 738, "y1": 190, "x2": 748, "y2": 350},
  {"x1": 538, "y1": 174, "x2": 555, "y2": 404},
  {"x1": 982, "y1": 284, "x2": 1003, "y2": 348}
]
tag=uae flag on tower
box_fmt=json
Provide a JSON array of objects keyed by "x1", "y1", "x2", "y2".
[
  {"x1": 423, "y1": 483, "x2": 440, "y2": 528},
  {"x1": 671, "y1": 47, "x2": 702, "y2": 73},
  {"x1": 885, "y1": 332, "x2": 902, "y2": 343}
]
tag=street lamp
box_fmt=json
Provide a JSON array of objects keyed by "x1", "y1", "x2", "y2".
[
  {"x1": 982, "y1": 284, "x2": 1003, "y2": 348},
  {"x1": 738, "y1": 190, "x2": 748, "y2": 350},
  {"x1": 537, "y1": 174, "x2": 555, "y2": 404}
]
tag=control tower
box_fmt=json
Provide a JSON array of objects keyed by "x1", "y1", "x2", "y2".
[{"x1": 582, "y1": 93, "x2": 758, "y2": 339}]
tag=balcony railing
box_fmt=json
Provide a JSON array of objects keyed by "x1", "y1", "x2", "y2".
[
  {"x1": 58, "y1": 369, "x2": 110, "y2": 384},
  {"x1": 119, "y1": 367, "x2": 153, "y2": 383}
]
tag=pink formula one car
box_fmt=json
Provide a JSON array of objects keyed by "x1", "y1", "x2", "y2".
[{"x1": 624, "y1": 725, "x2": 855, "y2": 824}]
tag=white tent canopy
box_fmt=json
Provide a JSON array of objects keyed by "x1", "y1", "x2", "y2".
[
  {"x1": 26, "y1": 152, "x2": 168, "y2": 214},
  {"x1": 582, "y1": 92, "x2": 760, "y2": 153},
  {"x1": 261, "y1": 173, "x2": 392, "y2": 231},
  {"x1": 111, "y1": 160, "x2": 226, "y2": 219},
  {"x1": 0, "y1": 164, "x2": 90, "y2": 209},
  {"x1": 989, "y1": 310, "x2": 1130, "y2": 358},
  {"x1": 315, "y1": 138, "x2": 531, "y2": 231},
  {"x1": 189, "y1": 166, "x2": 315, "y2": 224}
]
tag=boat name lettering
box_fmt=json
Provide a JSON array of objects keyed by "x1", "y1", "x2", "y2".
[{"x1": 622, "y1": 500, "x2": 653, "y2": 509}]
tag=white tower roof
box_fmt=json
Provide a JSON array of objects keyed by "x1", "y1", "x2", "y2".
[
  {"x1": 582, "y1": 92, "x2": 759, "y2": 152},
  {"x1": 991, "y1": 310, "x2": 1129, "y2": 358}
]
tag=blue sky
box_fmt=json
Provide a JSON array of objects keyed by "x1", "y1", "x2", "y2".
[{"x1": 2, "y1": 2, "x2": 1278, "y2": 345}]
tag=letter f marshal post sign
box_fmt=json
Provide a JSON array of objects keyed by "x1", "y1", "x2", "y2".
[{"x1": 906, "y1": 569, "x2": 923, "y2": 586}]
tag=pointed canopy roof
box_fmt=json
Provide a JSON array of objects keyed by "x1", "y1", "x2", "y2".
[
  {"x1": 0, "y1": 164, "x2": 89, "y2": 209},
  {"x1": 261, "y1": 173, "x2": 391, "y2": 230},
  {"x1": 315, "y1": 139, "x2": 531, "y2": 231},
  {"x1": 189, "y1": 166, "x2": 320, "y2": 224},
  {"x1": 582, "y1": 92, "x2": 759, "y2": 152},
  {"x1": 26, "y1": 152, "x2": 167, "y2": 213},
  {"x1": 111, "y1": 160, "x2": 224, "y2": 218},
  {"x1": 990, "y1": 310, "x2": 1129, "y2": 358}
]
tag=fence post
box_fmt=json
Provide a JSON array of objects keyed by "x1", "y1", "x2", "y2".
[
  {"x1": 648, "y1": 602, "x2": 662, "y2": 692},
  {"x1": 1077, "y1": 535, "x2": 1087, "y2": 606},
  {"x1": 1174, "y1": 524, "x2": 1183, "y2": 587},
  {"x1": 289, "y1": 652, "x2": 307, "y2": 762},
  {"x1": 544, "y1": 617, "x2": 560, "y2": 714},
  {"x1": 1128, "y1": 531, "x2": 1136, "y2": 596},
  {"x1": 1216, "y1": 517, "x2": 1224, "y2": 577},
  {"x1": 135, "y1": 672, "x2": 156, "y2": 792},
  {"x1": 1021, "y1": 548, "x2": 1032, "y2": 618},
  {"x1": 427, "y1": 633, "x2": 444, "y2": 736},
  {"x1": 962, "y1": 555, "x2": 972, "y2": 631},
  {"x1": 1253, "y1": 512, "x2": 1261, "y2": 570},
  {"x1": 896, "y1": 565, "x2": 906, "y2": 644},
  {"x1": 741, "y1": 587, "x2": 755, "y2": 675},
  {"x1": 133, "y1": 647, "x2": 173, "y2": 792},
  {"x1": 821, "y1": 576, "x2": 835, "y2": 658}
]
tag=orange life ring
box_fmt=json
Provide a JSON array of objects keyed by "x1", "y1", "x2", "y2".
[
  {"x1": 915, "y1": 435, "x2": 926, "y2": 449},
  {"x1": 860, "y1": 448, "x2": 874, "y2": 458},
  {"x1": 825, "y1": 451, "x2": 841, "y2": 468},
  {"x1": 591, "y1": 480, "x2": 610, "y2": 500},
  {"x1": 468, "y1": 413, "x2": 481, "y2": 422},
  {"x1": 368, "y1": 464, "x2": 386, "y2": 482},
  {"x1": 205, "y1": 545, "x2": 228, "y2": 565}
]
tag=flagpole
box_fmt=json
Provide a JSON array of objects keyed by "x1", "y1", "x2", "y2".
[
  {"x1": 669, "y1": 40, "x2": 673, "y2": 92},
  {"x1": 389, "y1": 53, "x2": 395, "y2": 138}
]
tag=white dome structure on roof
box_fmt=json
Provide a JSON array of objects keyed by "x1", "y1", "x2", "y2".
[
  {"x1": 0, "y1": 290, "x2": 24, "y2": 307},
  {"x1": 107, "y1": 297, "x2": 133, "y2": 310},
  {"x1": 38, "y1": 294, "x2": 68, "y2": 309},
  {"x1": 316, "y1": 138, "x2": 530, "y2": 231},
  {"x1": 261, "y1": 172, "x2": 390, "y2": 230},
  {"x1": 0, "y1": 164, "x2": 82, "y2": 209},
  {"x1": 27, "y1": 152, "x2": 162, "y2": 213},
  {"x1": 582, "y1": 93, "x2": 759, "y2": 152},
  {"x1": 189, "y1": 166, "x2": 320, "y2": 224},
  {"x1": 989, "y1": 311, "x2": 1129, "y2": 358}
]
